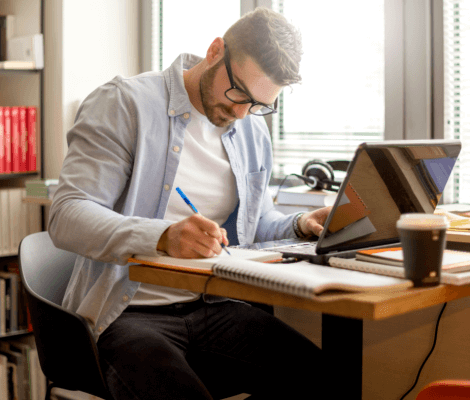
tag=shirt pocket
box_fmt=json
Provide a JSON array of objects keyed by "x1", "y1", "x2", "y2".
[{"x1": 246, "y1": 166, "x2": 267, "y2": 223}]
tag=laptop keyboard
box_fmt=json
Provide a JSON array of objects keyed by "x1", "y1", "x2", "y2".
[{"x1": 262, "y1": 241, "x2": 318, "y2": 255}]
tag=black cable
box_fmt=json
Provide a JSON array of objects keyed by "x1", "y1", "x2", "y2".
[
  {"x1": 271, "y1": 257, "x2": 301, "y2": 264},
  {"x1": 273, "y1": 173, "x2": 299, "y2": 204},
  {"x1": 399, "y1": 302, "x2": 448, "y2": 400},
  {"x1": 202, "y1": 275, "x2": 216, "y2": 330}
]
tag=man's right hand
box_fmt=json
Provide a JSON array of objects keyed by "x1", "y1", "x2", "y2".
[{"x1": 157, "y1": 214, "x2": 229, "y2": 259}]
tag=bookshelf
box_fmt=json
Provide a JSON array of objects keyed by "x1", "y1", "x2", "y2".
[
  {"x1": 0, "y1": 68, "x2": 42, "y2": 74},
  {"x1": 0, "y1": 0, "x2": 45, "y2": 238},
  {"x1": 0, "y1": 1, "x2": 47, "y2": 399},
  {"x1": 0, "y1": 0, "x2": 44, "y2": 340},
  {"x1": 0, "y1": 171, "x2": 39, "y2": 180},
  {"x1": 0, "y1": 1, "x2": 44, "y2": 174}
]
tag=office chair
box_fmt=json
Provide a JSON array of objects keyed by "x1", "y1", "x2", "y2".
[
  {"x1": 18, "y1": 231, "x2": 112, "y2": 400},
  {"x1": 415, "y1": 379, "x2": 470, "y2": 399}
]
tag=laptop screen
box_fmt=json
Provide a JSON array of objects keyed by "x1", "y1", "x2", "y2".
[{"x1": 315, "y1": 140, "x2": 462, "y2": 254}]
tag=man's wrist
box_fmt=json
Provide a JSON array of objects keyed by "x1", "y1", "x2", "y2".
[
  {"x1": 157, "y1": 228, "x2": 169, "y2": 252},
  {"x1": 293, "y1": 212, "x2": 307, "y2": 238}
]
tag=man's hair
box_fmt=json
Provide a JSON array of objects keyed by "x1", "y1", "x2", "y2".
[{"x1": 223, "y1": 7, "x2": 303, "y2": 86}]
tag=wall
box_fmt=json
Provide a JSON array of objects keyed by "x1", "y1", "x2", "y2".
[{"x1": 44, "y1": 0, "x2": 140, "y2": 180}]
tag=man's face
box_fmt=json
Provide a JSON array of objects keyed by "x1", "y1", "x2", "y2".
[{"x1": 200, "y1": 54, "x2": 282, "y2": 128}]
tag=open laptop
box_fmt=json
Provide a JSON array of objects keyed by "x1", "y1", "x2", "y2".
[{"x1": 252, "y1": 140, "x2": 462, "y2": 265}]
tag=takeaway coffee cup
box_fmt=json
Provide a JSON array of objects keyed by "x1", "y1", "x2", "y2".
[{"x1": 396, "y1": 214, "x2": 449, "y2": 287}]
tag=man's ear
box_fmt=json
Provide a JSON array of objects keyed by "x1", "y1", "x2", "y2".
[{"x1": 205, "y1": 37, "x2": 225, "y2": 68}]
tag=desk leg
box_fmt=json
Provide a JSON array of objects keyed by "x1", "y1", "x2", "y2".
[{"x1": 322, "y1": 314, "x2": 363, "y2": 399}]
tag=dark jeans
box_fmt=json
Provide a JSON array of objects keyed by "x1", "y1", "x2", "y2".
[{"x1": 97, "y1": 298, "x2": 324, "y2": 400}]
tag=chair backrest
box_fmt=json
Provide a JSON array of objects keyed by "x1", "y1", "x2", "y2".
[
  {"x1": 20, "y1": 231, "x2": 76, "y2": 305},
  {"x1": 19, "y1": 232, "x2": 110, "y2": 399}
]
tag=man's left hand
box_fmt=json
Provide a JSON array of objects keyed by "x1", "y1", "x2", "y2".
[{"x1": 297, "y1": 206, "x2": 332, "y2": 237}]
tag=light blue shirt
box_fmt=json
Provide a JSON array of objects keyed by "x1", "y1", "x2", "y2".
[{"x1": 48, "y1": 54, "x2": 298, "y2": 341}]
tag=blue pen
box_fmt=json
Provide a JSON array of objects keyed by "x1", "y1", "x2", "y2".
[{"x1": 176, "y1": 187, "x2": 231, "y2": 255}]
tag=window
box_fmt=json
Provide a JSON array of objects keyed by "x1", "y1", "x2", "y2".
[
  {"x1": 272, "y1": 0, "x2": 385, "y2": 177},
  {"x1": 443, "y1": 0, "x2": 470, "y2": 203},
  {"x1": 151, "y1": 0, "x2": 240, "y2": 71}
]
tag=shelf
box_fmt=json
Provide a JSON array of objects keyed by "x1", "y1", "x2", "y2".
[
  {"x1": 22, "y1": 196, "x2": 52, "y2": 206},
  {"x1": 0, "y1": 252, "x2": 18, "y2": 257},
  {"x1": 0, "y1": 329, "x2": 31, "y2": 339},
  {"x1": 0, "y1": 171, "x2": 39, "y2": 180},
  {"x1": 0, "y1": 69, "x2": 42, "y2": 74}
]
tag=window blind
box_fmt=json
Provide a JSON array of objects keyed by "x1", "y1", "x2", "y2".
[
  {"x1": 271, "y1": 0, "x2": 385, "y2": 178},
  {"x1": 443, "y1": 0, "x2": 470, "y2": 203},
  {"x1": 151, "y1": 0, "x2": 162, "y2": 71}
]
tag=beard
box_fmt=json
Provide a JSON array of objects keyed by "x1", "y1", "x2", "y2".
[{"x1": 199, "y1": 62, "x2": 236, "y2": 128}]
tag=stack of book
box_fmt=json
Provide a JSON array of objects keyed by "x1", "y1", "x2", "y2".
[
  {"x1": 0, "y1": 106, "x2": 37, "y2": 173},
  {"x1": 329, "y1": 246, "x2": 470, "y2": 286},
  {"x1": 272, "y1": 184, "x2": 337, "y2": 214},
  {"x1": 0, "y1": 262, "x2": 31, "y2": 336},
  {"x1": 0, "y1": 340, "x2": 46, "y2": 400},
  {"x1": 1, "y1": 14, "x2": 44, "y2": 70},
  {"x1": 6, "y1": 33, "x2": 44, "y2": 69},
  {"x1": 25, "y1": 179, "x2": 58, "y2": 199},
  {"x1": 434, "y1": 207, "x2": 470, "y2": 232},
  {"x1": 0, "y1": 188, "x2": 42, "y2": 256}
]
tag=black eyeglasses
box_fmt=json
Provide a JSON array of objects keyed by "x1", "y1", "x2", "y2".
[{"x1": 223, "y1": 42, "x2": 278, "y2": 116}]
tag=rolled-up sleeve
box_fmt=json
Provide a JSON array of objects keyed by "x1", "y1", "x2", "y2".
[{"x1": 254, "y1": 187, "x2": 297, "y2": 242}]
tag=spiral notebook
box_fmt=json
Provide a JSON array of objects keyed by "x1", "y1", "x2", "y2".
[{"x1": 211, "y1": 259, "x2": 413, "y2": 298}]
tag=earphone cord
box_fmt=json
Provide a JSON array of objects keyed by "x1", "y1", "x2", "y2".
[
  {"x1": 399, "y1": 302, "x2": 448, "y2": 400},
  {"x1": 273, "y1": 174, "x2": 297, "y2": 204}
]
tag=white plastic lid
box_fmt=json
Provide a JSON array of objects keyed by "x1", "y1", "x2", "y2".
[{"x1": 396, "y1": 213, "x2": 449, "y2": 230}]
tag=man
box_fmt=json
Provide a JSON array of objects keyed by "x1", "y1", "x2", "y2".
[{"x1": 49, "y1": 7, "x2": 329, "y2": 399}]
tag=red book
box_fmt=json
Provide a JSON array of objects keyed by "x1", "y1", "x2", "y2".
[
  {"x1": 19, "y1": 106, "x2": 27, "y2": 172},
  {"x1": 11, "y1": 106, "x2": 19, "y2": 172},
  {"x1": 3, "y1": 107, "x2": 11, "y2": 173},
  {"x1": 26, "y1": 106, "x2": 37, "y2": 171},
  {"x1": 0, "y1": 107, "x2": 4, "y2": 174}
]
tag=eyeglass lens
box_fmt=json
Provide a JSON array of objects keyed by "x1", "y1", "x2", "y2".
[{"x1": 225, "y1": 88, "x2": 274, "y2": 115}]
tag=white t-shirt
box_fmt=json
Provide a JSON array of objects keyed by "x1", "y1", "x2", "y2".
[{"x1": 130, "y1": 103, "x2": 238, "y2": 305}]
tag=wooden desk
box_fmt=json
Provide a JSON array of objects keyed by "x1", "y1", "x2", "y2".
[{"x1": 129, "y1": 264, "x2": 470, "y2": 399}]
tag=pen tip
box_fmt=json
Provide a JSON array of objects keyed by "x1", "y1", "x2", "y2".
[{"x1": 221, "y1": 243, "x2": 231, "y2": 255}]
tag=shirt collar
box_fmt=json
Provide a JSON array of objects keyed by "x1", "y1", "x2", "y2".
[
  {"x1": 164, "y1": 53, "x2": 239, "y2": 134},
  {"x1": 164, "y1": 53, "x2": 201, "y2": 118}
]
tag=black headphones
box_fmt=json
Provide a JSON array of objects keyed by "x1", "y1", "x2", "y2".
[{"x1": 292, "y1": 160, "x2": 350, "y2": 192}]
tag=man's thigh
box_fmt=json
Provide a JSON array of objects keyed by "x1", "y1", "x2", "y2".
[{"x1": 97, "y1": 307, "x2": 214, "y2": 400}]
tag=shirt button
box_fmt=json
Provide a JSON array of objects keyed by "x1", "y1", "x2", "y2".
[
  {"x1": 183, "y1": 113, "x2": 190, "y2": 119},
  {"x1": 122, "y1": 295, "x2": 129, "y2": 302},
  {"x1": 98, "y1": 326, "x2": 103, "y2": 332},
  {"x1": 170, "y1": 110, "x2": 175, "y2": 115},
  {"x1": 173, "y1": 146, "x2": 180, "y2": 152},
  {"x1": 164, "y1": 184, "x2": 170, "y2": 191}
]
